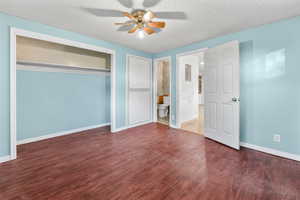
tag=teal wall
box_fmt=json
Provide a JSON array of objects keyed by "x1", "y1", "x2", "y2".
[
  {"x1": 16, "y1": 71, "x2": 110, "y2": 141},
  {"x1": 0, "y1": 12, "x2": 152, "y2": 157},
  {"x1": 154, "y1": 16, "x2": 300, "y2": 155}
]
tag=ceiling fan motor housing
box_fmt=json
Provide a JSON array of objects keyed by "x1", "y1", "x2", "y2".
[{"x1": 132, "y1": 9, "x2": 147, "y2": 26}]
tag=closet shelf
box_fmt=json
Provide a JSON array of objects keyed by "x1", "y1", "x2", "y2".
[{"x1": 17, "y1": 61, "x2": 111, "y2": 73}]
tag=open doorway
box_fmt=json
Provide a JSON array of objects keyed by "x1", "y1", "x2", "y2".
[
  {"x1": 176, "y1": 41, "x2": 240, "y2": 150},
  {"x1": 176, "y1": 49, "x2": 206, "y2": 134},
  {"x1": 153, "y1": 57, "x2": 171, "y2": 126}
]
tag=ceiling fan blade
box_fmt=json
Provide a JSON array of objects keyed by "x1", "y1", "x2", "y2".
[
  {"x1": 115, "y1": 23, "x2": 129, "y2": 25},
  {"x1": 128, "y1": 26, "x2": 139, "y2": 33},
  {"x1": 151, "y1": 27, "x2": 162, "y2": 33},
  {"x1": 123, "y1": 12, "x2": 135, "y2": 20},
  {"x1": 155, "y1": 12, "x2": 187, "y2": 20},
  {"x1": 143, "y1": 10, "x2": 156, "y2": 22},
  {"x1": 143, "y1": 0, "x2": 162, "y2": 8},
  {"x1": 81, "y1": 7, "x2": 125, "y2": 17},
  {"x1": 148, "y1": 21, "x2": 165, "y2": 29},
  {"x1": 115, "y1": 20, "x2": 135, "y2": 26},
  {"x1": 117, "y1": 0, "x2": 133, "y2": 8},
  {"x1": 117, "y1": 24, "x2": 135, "y2": 32},
  {"x1": 144, "y1": 27, "x2": 156, "y2": 35}
]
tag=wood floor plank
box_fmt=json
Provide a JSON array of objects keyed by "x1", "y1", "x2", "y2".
[{"x1": 0, "y1": 123, "x2": 299, "y2": 200}]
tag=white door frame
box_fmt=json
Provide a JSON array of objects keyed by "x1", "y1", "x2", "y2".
[
  {"x1": 10, "y1": 27, "x2": 117, "y2": 160},
  {"x1": 176, "y1": 48, "x2": 208, "y2": 128},
  {"x1": 153, "y1": 56, "x2": 172, "y2": 125},
  {"x1": 125, "y1": 54, "x2": 153, "y2": 127}
]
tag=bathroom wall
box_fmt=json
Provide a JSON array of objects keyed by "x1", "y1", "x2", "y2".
[{"x1": 157, "y1": 61, "x2": 170, "y2": 96}]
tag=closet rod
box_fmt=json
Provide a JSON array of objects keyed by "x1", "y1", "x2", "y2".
[{"x1": 17, "y1": 61, "x2": 111, "y2": 73}]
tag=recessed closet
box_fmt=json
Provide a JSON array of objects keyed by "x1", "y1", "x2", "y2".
[{"x1": 15, "y1": 35, "x2": 112, "y2": 146}]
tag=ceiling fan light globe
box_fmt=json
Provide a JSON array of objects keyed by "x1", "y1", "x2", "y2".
[
  {"x1": 143, "y1": 13, "x2": 151, "y2": 22},
  {"x1": 138, "y1": 30, "x2": 145, "y2": 39}
]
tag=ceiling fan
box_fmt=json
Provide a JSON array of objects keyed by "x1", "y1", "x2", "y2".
[
  {"x1": 115, "y1": 10, "x2": 166, "y2": 37},
  {"x1": 82, "y1": 0, "x2": 187, "y2": 38}
]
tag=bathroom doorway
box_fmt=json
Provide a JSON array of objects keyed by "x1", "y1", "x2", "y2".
[{"x1": 153, "y1": 57, "x2": 172, "y2": 126}]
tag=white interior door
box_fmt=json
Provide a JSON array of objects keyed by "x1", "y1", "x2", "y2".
[
  {"x1": 178, "y1": 55, "x2": 199, "y2": 125},
  {"x1": 204, "y1": 41, "x2": 240, "y2": 150},
  {"x1": 127, "y1": 55, "x2": 152, "y2": 125}
]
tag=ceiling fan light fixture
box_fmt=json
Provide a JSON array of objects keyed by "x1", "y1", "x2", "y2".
[
  {"x1": 143, "y1": 10, "x2": 156, "y2": 22},
  {"x1": 143, "y1": 12, "x2": 151, "y2": 22},
  {"x1": 138, "y1": 29, "x2": 145, "y2": 39}
]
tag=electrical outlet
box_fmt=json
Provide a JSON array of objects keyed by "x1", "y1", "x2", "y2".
[{"x1": 273, "y1": 134, "x2": 281, "y2": 143}]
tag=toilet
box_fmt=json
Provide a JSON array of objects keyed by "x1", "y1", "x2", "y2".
[{"x1": 158, "y1": 96, "x2": 170, "y2": 118}]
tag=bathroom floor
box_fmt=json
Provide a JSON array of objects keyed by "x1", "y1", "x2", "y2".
[{"x1": 181, "y1": 105, "x2": 204, "y2": 135}]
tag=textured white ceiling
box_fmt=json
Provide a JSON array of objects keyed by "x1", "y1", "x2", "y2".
[{"x1": 1, "y1": 0, "x2": 300, "y2": 53}]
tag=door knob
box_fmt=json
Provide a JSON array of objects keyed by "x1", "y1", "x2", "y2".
[{"x1": 232, "y1": 97, "x2": 240, "y2": 102}]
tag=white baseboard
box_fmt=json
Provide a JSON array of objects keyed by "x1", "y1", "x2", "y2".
[
  {"x1": 0, "y1": 155, "x2": 11, "y2": 164},
  {"x1": 17, "y1": 123, "x2": 110, "y2": 145},
  {"x1": 170, "y1": 124, "x2": 179, "y2": 129},
  {"x1": 113, "y1": 121, "x2": 180, "y2": 133},
  {"x1": 240, "y1": 142, "x2": 300, "y2": 162},
  {"x1": 112, "y1": 121, "x2": 153, "y2": 133}
]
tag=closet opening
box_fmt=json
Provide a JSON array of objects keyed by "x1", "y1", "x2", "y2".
[{"x1": 10, "y1": 28, "x2": 116, "y2": 159}]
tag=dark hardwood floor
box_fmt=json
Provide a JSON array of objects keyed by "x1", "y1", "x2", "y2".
[{"x1": 0, "y1": 123, "x2": 299, "y2": 200}]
